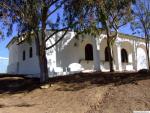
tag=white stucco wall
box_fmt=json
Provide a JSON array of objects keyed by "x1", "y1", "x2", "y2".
[
  {"x1": 99, "y1": 37, "x2": 117, "y2": 71},
  {"x1": 137, "y1": 44, "x2": 148, "y2": 70},
  {"x1": 7, "y1": 41, "x2": 19, "y2": 74},
  {"x1": 46, "y1": 32, "x2": 96, "y2": 75},
  {"x1": 7, "y1": 31, "x2": 149, "y2": 77},
  {"x1": 18, "y1": 39, "x2": 40, "y2": 77},
  {"x1": 7, "y1": 38, "x2": 40, "y2": 77},
  {"x1": 120, "y1": 41, "x2": 133, "y2": 71}
]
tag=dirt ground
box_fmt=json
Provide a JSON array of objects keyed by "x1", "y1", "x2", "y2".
[{"x1": 0, "y1": 72, "x2": 149, "y2": 113}]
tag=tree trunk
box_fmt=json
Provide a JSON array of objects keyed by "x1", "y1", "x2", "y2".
[
  {"x1": 148, "y1": 40, "x2": 150, "y2": 69},
  {"x1": 142, "y1": 23, "x2": 150, "y2": 70},
  {"x1": 40, "y1": 27, "x2": 48, "y2": 83},
  {"x1": 145, "y1": 38, "x2": 150, "y2": 70},
  {"x1": 107, "y1": 39, "x2": 114, "y2": 72},
  {"x1": 40, "y1": 42, "x2": 48, "y2": 83},
  {"x1": 39, "y1": 4, "x2": 49, "y2": 83},
  {"x1": 35, "y1": 30, "x2": 48, "y2": 83}
]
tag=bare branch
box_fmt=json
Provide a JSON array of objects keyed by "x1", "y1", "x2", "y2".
[
  {"x1": 45, "y1": 21, "x2": 79, "y2": 42},
  {"x1": 47, "y1": 0, "x2": 66, "y2": 18},
  {"x1": 45, "y1": 26, "x2": 70, "y2": 42},
  {"x1": 46, "y1": 30, "x2": 68, "y2": 50}
]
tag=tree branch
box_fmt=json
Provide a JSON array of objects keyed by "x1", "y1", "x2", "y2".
[
  {"x1": 46, "y1": 30, "x2": 68, "y2": 50},
  {"x1": 45, "y1": 21, "x2": 79, "y2": 42},
  {"x1": 47, "y1": 0, "x2": 66, "y2": 18},
  {"x1": 45, "y1": 26, "x2": 70, "y2": 42}
]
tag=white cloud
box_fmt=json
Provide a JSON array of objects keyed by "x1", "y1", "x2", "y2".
[{"x1": 0, "y1": 57, "x2": 8, "y2": 60}]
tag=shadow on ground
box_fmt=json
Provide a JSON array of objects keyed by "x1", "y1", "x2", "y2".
[
  {"x1": 0, "y1": 72, "x2": 150, "y2": 94},
  {"x1": 0, "y1": 77, "x2": 40, "y2": 94},
  {"x1": 50, "y1": 72, "x2": 150, "y2": 91},
  {"x1": 0, "y1": 103, "x2": 36, "y2": 108}
]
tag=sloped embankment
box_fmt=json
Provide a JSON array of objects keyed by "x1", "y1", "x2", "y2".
[{"x1": 0, "y1": 72, "x2": 149, "y2": 113}]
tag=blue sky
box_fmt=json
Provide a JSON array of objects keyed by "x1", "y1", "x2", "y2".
[
  {"x1": 0, "y1": 24, "x2": 18, "y2": 73},
  {"x1": 0, "y1": 57, "x2": 8, "y2": 73},
  {"x1": 0, "y1": 36, "x2": 12, "y2": 73}
]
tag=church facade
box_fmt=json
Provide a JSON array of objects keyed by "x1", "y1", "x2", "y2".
[{"x1": 6, "y1": 31, "x2": 149, "y2": 77}]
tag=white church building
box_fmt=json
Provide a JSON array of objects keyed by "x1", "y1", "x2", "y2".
[{"x1": 6, "y1": 31, "x2": 149, "y2": 77}]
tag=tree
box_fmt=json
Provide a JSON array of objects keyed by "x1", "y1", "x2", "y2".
[
  {"x1": 0, "y1": 0, "x2": 72, "y2": 83},
  {"x1": 64, "y1": 0, "x2": 134, "y2": 72},
  {"x1": 131, "y1": 0, "x2": 150, "y2": 69},
  {"x1": 95, "y1": 0, "x2": 134, "y2": 72}
]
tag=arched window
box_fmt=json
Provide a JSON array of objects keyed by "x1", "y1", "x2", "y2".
[
  {"x1": 105, "y1": 47, "x2": 109, "y2": 61},
  {"x1": 23, "y1": 50, "x2": 26, "y2": 61},
  {"x1": 121, "y1": 49, "x2": 128, "y2": 63},
  {"x1": 29, "y1": 47, "x2": 33, "y2": 58},
  {"x1": 85, "y1": 44, "x2": 93, "y2": 60}
]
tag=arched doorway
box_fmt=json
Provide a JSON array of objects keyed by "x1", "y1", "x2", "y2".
[
  {"x1": 85, "y1": 44, "x2": 93, "y2": 60},
  {"x1": 121, "y1": 48, "x2": 128, "y2": 63},
  {"x1": 105, "y1": 47, "x2": 109, "y2": 61}
]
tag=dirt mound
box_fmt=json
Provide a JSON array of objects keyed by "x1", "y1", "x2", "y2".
[
  {"x1": 87, "y1": 79, "x2": 150, "y2": 113},
  {"x1": 0, "y1": 72, "x2": 149, "y2": 113}
]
